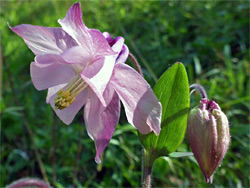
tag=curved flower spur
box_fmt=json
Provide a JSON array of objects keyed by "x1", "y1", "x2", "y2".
[{"x1": 10, "y1": 2, "x2": 162, "y2": 163}]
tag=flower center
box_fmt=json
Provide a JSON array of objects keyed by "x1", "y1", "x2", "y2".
[{"x1": 54, "y1": 74, "x2": 88, "y2": 110}]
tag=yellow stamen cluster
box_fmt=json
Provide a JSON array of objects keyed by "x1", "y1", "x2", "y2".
[
  {"x1": 54, "y1": 74, "x2": 88, "y2": 110},
  {"x1": 54, "y1": 90, "x2": 75, "y2": 110}
]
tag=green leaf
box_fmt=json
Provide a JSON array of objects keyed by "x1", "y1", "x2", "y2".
[
  {"x1": 139, "y1": 63, "x2": 190, "y2": 160},
  {"x1": 168, "y1": 152, "x2": 193, "y2": 158}
]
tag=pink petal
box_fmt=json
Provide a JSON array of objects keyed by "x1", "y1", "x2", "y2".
[
  {"x1": 46, "y1": 84, "x2": 66, "y2": 104},
  {"x1": 102, "y1": 32, "x2": 129, "y2": 64},
  {"x1": 9, "y1": 24, "x2": 76, "y2": 55},
  {"x1": 102, "y1": 80, "x2": 116, "y2": 107},
  {"x1": 80, "y1": 55, "x2": 116, "y2": 107},
  {"x1": 89, "y1": 29, "x2": 116, "y2": 57},
  {"x1": 58, "y1": 2, "x2": 92, "y2": 53},
  {"x1": 103, "y1": 32, "x2": 113, "y2": 43},
  {"x1": 110, "y1": 63, "x2": 162, "y2": 135},
  {"x1": 50, "y1": 89, "x2": 88, "y2": 125},
  {"x1": 116, "y1": 45, "x2": 129, "y2": 64},
  {"x1": 84, "y1": 88, "x2": 120, "y2": 163},
  {"x1": 61, "y1": 46, "x2": 91, "y2": 72},
  {"x1": 31, "y1": 54, "x2": 75, "y2": 90}
]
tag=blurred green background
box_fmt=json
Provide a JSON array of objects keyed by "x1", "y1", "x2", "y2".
[{"x1": 1, "y1": 0, "x2": 249, "y2": 187}]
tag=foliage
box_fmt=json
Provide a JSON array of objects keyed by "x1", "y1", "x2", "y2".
[
  {"x1": 1, "y1": 1, "x2": 249, "y2": 187},
  {"x1": 139, "y1": 63, "x2": 190, "y2": 160}
]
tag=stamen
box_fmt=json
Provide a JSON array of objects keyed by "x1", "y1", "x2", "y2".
[{"x1": 54, "y1": 74, "x2": 88, "y2": 110}]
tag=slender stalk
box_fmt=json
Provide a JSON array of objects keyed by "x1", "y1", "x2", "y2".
[
  {"x1": 7, "y1": 178, "x2": 50, "y2": 188},
  {"x1": 129, "y1": 53, "x2": 143, "y2": 77},
  {"x1": 142, "y1": 149, "x2": 153, "y2": 188},
  {"x1": 189, "y1": 84, "x2": 208, "y2": 99}
]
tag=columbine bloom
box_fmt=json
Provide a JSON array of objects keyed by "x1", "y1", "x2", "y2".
[
  {"x1": 10, "y1": 2, "x2": 162, "y2": 163},
  {"x1": 187, "y1": 98, "x2": 230, "y2": 183}
]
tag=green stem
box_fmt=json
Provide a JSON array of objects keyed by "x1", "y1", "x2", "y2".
[{"x1": 142, "y1": 149, "x2": 153, "y2": 188}]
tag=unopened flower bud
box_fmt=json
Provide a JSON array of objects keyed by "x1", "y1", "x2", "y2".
[{"x1": 187, "y1": 98, "x2": 230, "y2": 183}]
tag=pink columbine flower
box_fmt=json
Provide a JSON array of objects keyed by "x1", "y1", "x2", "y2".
[{"x1": 10, "y1": 2, "x2": 162, "y2": 163}]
